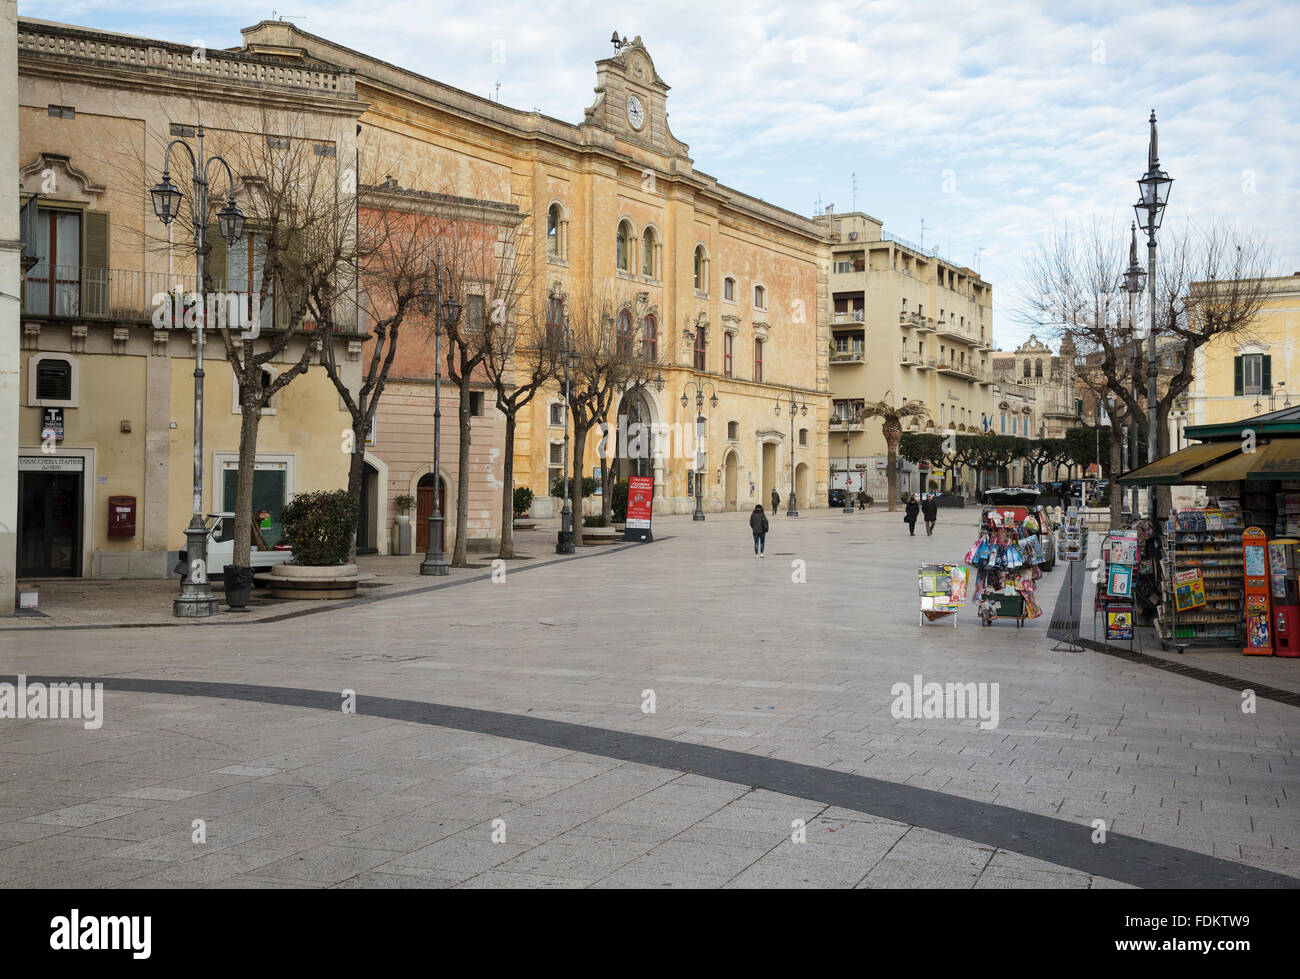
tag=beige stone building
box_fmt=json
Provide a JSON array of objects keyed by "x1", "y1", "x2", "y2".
[
  {"x1": 15, "y1": 19, "x2": 363, "y2": 577},
  {"x1": 236, "y1": 23, "x2": 831, "y2": 522},
  {"x1": 820, "y1": 210, "x2": 994, "y2": 498},
  {"x1": 2, "y1": 1, "x2": 20, "y2": 608},
  {"x1": 991, "y1": 332, "x2": 1078, "y2": 441}
]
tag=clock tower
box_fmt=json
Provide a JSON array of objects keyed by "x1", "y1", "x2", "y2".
[{"x1": 583, "y1": 35, "x2": 689, "y2": 158}]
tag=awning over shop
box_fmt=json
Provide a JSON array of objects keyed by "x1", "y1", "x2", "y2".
[
  {"x1": 1120, "y1": 438, "x2": 1300, "y2": 485},
  {"x1": 1117, "y1": 441, "x2": 1241, "y2": 485}
]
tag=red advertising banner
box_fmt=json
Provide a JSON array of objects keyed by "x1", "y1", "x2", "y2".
[{"x1": 624, "y1": 475, "x2": 655, "y2": 543}]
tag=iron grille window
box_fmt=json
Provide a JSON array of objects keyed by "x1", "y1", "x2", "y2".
[{"x1": 36, "y1": 359, "x2": 72, "y2": 401}]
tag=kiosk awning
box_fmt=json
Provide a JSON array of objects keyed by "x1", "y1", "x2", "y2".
[
  {"x1": 1192, "y1": 439, "x2": 1300, "y2": 482},
  {"x1": 1117, "y1": 442, "x2": 1242, "y2": 485}
]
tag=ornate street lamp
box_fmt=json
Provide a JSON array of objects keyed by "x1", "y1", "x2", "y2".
[
  {"x1": 555, "y1": 319, "x2": 579, "y2": 554},
  {"x1": 153, "y1": 127, "x2": 244, "y2": 618},
  {"x1": 416, "y1": 257, "x2": 461, "y2": 575},
  {"x1": 775, "y1": 388, "x2": 808, "y2": 516},
  {"x1": 1123, "y1": 221, "x2": 1146, "y2": 518},
  {"x1": 681, "y1": 380, "x2": 718, "y2": 521},
  {"x1": 839, "y1": 404, "x2": 863, "y2": 513},
  {"x1": 1134, "y1": 109, "x2": 1172, "y2": 523}
]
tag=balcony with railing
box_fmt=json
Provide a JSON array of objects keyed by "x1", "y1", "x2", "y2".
[
  {"x1": 915, "y1": 356, "x2": 936, "y2": 371},
  {"x1": 937, "y1": 359, "x2": 977, "y2": 379},
  {"x1": 831, "y1": 346, "x2": 866, "y2": 365},
  {"x1": 899, "y1": 347, "x2": 916, "y2": 367},
  {"x1": 22, "y1": 265, "x2": 202, "y2": 322},
  {"x1": 832, "y1": 308, "x2": 865, "y2": 324},
  {"x1": 910, "y1": 313, "x2": 934, "y2": 334}
]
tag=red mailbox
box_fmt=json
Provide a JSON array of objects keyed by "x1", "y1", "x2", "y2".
[{"x1": 108, "y1": 495, "x2": 136, "y2": 537}]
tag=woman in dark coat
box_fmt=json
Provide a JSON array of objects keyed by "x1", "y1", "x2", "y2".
[
  {"x1": 904, "y1": 495, "x2": 920, "y2": 536},
  {"x1": 750, "y1": 504, "x2": 770, "y2": 557}
]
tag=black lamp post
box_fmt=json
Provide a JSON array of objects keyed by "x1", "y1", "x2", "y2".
[
  {"x1": 775, "y1": 388, "x2": 807, "y2": 516},
  {"x1": 1134, "y1": 109, "x2": 1172, "y2": 523},
  {"x1": 681, "y1": 380, "x2": 718, "y2": 521},
  {"x1": 152, "y1": 126, "x2": 245, "y2": 618},
  {"x1": 416, "y1": 258, "x2": 461, "y2": 575},
  {"x1": 556, "y1": 318, "x2": 579, "y2": 554},
  {"x1": 1123, "y1": 221, "x2": 1146, "y2": 518},
  {"x1": 840, "y1": 405, "x2": 862, "y2": 512}
]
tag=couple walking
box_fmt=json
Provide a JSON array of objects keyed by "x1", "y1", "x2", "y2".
[{"x1": 904, "y1": 494, "x2": 939, "y2": 536}]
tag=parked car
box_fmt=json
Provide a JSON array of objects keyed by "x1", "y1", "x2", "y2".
[
  {"x1": 175, "y1": 512, "x2": 293, "y2": 580},
  {"x1": 828, "y1": 488, "x2": 850, "y2": 508}
]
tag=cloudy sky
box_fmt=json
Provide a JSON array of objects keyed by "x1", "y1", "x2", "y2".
[{"x1": 23, "y1": 0, "x2": 1300, "y2": 349}]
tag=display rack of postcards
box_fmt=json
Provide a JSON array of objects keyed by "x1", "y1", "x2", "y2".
[
  {"x1": 965, "y1": 509, "x2": 1044, "y2": 627},
  {"x1": 1275, "y1": 493, "x2": 1300, "y2": 537},
  {"x1": 1155, "y1": 507, "x2": 1245, "y2": 648},
  {"x1": 1093, "y1": 530, "x2": 1141, "y2": 652}
]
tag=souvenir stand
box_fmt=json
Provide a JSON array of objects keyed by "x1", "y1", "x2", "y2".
[
  {"x1": 1094, "y1": 530, "x2": 1141, "y2": 652},
  {"x1": 918, "y1": 564, "x2": 968, "y2": 627},
  {"x1": 1156, "y1": 505, "x2": 1246, "y2": 649},
  {"x1": 1051, "y1": 510, "x2": 1087, "y2": 651},
  {"x1": 965, "y1": 508, "x2": 1045, "y2": 628}
]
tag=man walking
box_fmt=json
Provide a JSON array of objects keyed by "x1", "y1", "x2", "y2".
[
  {"x1": 750, "y1": 504, "x2": 769, "y2": 558},
  {"x1": 922, "y1": 494, "x2": 939, "y2": 536},
  {"x1": 771, "y1": 488, "x2": 780, "y2": 515}
]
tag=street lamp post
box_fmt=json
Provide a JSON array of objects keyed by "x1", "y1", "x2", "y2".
[
  {"x1": 151, "y1": 126, "x2": 245, "y2": 618},
  {"x1": 840, "y1": 406, "x2": 862, "y2": 513},
  {"x1": 1134, "y1": 109, "x2": 1173, "y2": 524},
  {"x1": 681, "y1": 380, "x2": 718, "y2": 521},
  {"x1": 775, "y1": 388, "x2": 808, "y2": 517},
  {"x1": 416, "y1": 258, "x2": 462, "y2": 575},
  {"x1": 1123, "y1": 221, "x2": 1146, "y2": 519},
  {"x1": 556, "y1": 317, "x2": 579, "y2": 554}
]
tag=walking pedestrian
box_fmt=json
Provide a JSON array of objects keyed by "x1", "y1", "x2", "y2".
[
  {"x1": 857, "y1": 490, "x2": 867, "y2": 510},
  {"x1": 750, "y1": 504, "x2": 769, "y2": 558},
  {"x1": 904, "y1": 494, "x2": 920, "y2": 536},
  {"x1": 771, "y1": 488, "x2": 780, "y2": 515},
  {"x1": 922, "y1": 494, "x2": 938, "y2": 536}
]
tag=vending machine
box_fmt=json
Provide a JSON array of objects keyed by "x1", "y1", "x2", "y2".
[{"x1": 1269, "y1": 538, "x2": 1300, "y2": 657}]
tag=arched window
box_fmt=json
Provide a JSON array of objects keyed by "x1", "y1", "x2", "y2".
[
  {"x1": 642, "y1": 314, "x2": 658, "y2": 361},
  {"x1": 617, "y1": 310, "x2": 633, "y2": 357},
  {"x1": 693, "y1": 245, "x2": 708, "y2": 292},
  {"x1": 799, "y1": 428, "x2": 808, "y2": 446},
  {"x1": 616, "y1": 220, "x2": 633, "y2": 272},
  {"x1": 753, "y1": 284, "x2": 767, "y2": 310},
  {"x1": 642, "y1": 227, "x2": 658, "y2": 278},
  {"x1": 547, "y1": 203, "x2": 565, "y2": 259},
  {"x1": 723, "y1": 332, "x2": 734, "y2": 377},
  {"x1": 1023, "y1": 359, "x2": 1031, "y2": 378},
  {"x1": 753, "y1": 338, "x2": 763, "y2": 382},
  {"x1": 727, "y1": 420, "x2": 739, "y2": 440},
  {"x1": 546, "y1": 295, "x2": 564, "y2": 345},
  {"x1": 693, "y1": 326, "x2": 707, "y2": 371},
  {"x1": 1035, "y1": 358, "x2": 1043, "y2": 378},
  {"x1": 723, "y1": 276, "x2": 737, "y2": 302}
]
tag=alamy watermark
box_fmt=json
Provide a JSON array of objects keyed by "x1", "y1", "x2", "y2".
[
  {"x1": 151, "y1": 289, "x2": 261, "y2": 339},
  {"x1": 0, "y1": 675, "x2": 104, "y2": 729},
  {"x1": 890, "y1": 674, "x2": 1000, "y2": 730}
]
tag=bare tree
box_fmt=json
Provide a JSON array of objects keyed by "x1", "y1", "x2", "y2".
[
  {"x1": 564, "y1": 283, "x2": 654, "y2": 546},
  {"x1": 1019, "y1": 219, "x2": 1272, "y2": 517},
  {"x1": 482, "y1": 271, "x2": 557, "y2": 560}
]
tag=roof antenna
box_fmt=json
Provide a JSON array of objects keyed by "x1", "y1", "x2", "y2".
[{"x1": 850, "y1": 171, "x2": 857, "y2": 212}]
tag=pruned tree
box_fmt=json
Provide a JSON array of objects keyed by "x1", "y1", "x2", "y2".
[
  {"x1": 481, "y1": 228, "x2": 556, "y2": 560},
  {"x1": 1020, "y1": 218, "x2": 1272, "y2": 517},
  {"x1": 862, "y1": 392, "x2": 930, "y2": 511},
  {"x1": 317, "y1": 196, "x2": 440, "y2": 561},
  {"x1": 564, "y1": 283, "x2": 655, "y2": 545}
]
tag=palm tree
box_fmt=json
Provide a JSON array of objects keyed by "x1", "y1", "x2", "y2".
[{"x1": 861, "y1": 391, "x2": 931, "y2": 511}]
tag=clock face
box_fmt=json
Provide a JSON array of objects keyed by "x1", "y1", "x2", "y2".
[{"x1": 626, "y1": 94, "x2": 645, "y2": 130}]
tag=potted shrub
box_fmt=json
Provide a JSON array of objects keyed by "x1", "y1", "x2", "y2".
[
  {"x1": 393, "y1": 493, "x2": 415, "y2": 524},
  {"x1": 263, "y1": 490, "x2": 367, "y2": 600},
  {"x1": 611, "y1": 479, "x2": 629, "y2": 528},
  {"x1": 513, "y1": 486, "x2": 534, "y2": 521}
]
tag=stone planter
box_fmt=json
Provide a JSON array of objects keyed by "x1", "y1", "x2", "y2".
[
  {"x1": 512, "y1": 519, "x2": 536, "y2": 532},
  {"x1": 254, "y1": 562, "x2": 374, "y2": 600}
]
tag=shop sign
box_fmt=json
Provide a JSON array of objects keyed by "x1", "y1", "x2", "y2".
[
  {"x1": 623, "y1": 475, "x2": 654, "y2": 543},
  {"x1": 19, "y1": 455, "x2": 84, "y2": 473},
  {"x1": 41, "y1": 407, "x2": 64, "y2": 442}
]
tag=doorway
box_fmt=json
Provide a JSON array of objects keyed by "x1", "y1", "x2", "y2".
[
  {"x1": 761, "y1": 442, "x2": 777, "y2": 507},
  {"x1": 795, "y1": 462, "x2": 810, "y2": 508},
  {"x1": 724, "y1": 450, "x2": 738, "y2": 511},
  {"x1": 18, "y1": 471, "x2": 82, "y2": 576},
  {"x1": 415, "y1": 473, "x2": 446, "y2": 553},
  {"x1": 356, "y1": 461, "x2": 379, "y2": 554}
]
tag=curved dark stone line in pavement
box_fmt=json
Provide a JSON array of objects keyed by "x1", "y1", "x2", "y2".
[{"x1": 13, "y1": 674, "x2": 1296, "y2": 890}]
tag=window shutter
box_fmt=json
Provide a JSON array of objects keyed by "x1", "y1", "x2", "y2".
[
  {"x1": 1262, "y1": 355, "x2": 1272, "y2": 395},
  {"x1": 1234, "y1": 356, "x2": 1243, "y2": 397},
  {"x1": 81, "y1": 210, "x2": 109, "y2": 315},
  {"x1": 205, "y1": 223, "x2": 227, "y2": 287}
]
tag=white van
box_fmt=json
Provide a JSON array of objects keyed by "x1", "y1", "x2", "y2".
[{"x1": 175, "y1": 512, "x2": 293, "y2": 577}]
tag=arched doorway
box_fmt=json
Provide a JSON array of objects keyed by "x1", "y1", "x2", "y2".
[
  {"x1": 415, "y1": 473, "x2": 446, "y2": 553},
  {"x1": 795, "y1": 462, "x2": 810, "y2": 509},
  {"x1": 616, "y1": 387, "x2": 654, "y2": 480},
  {"x1": 724, "y1": 450, "x2": 739, "y2": 511}
]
